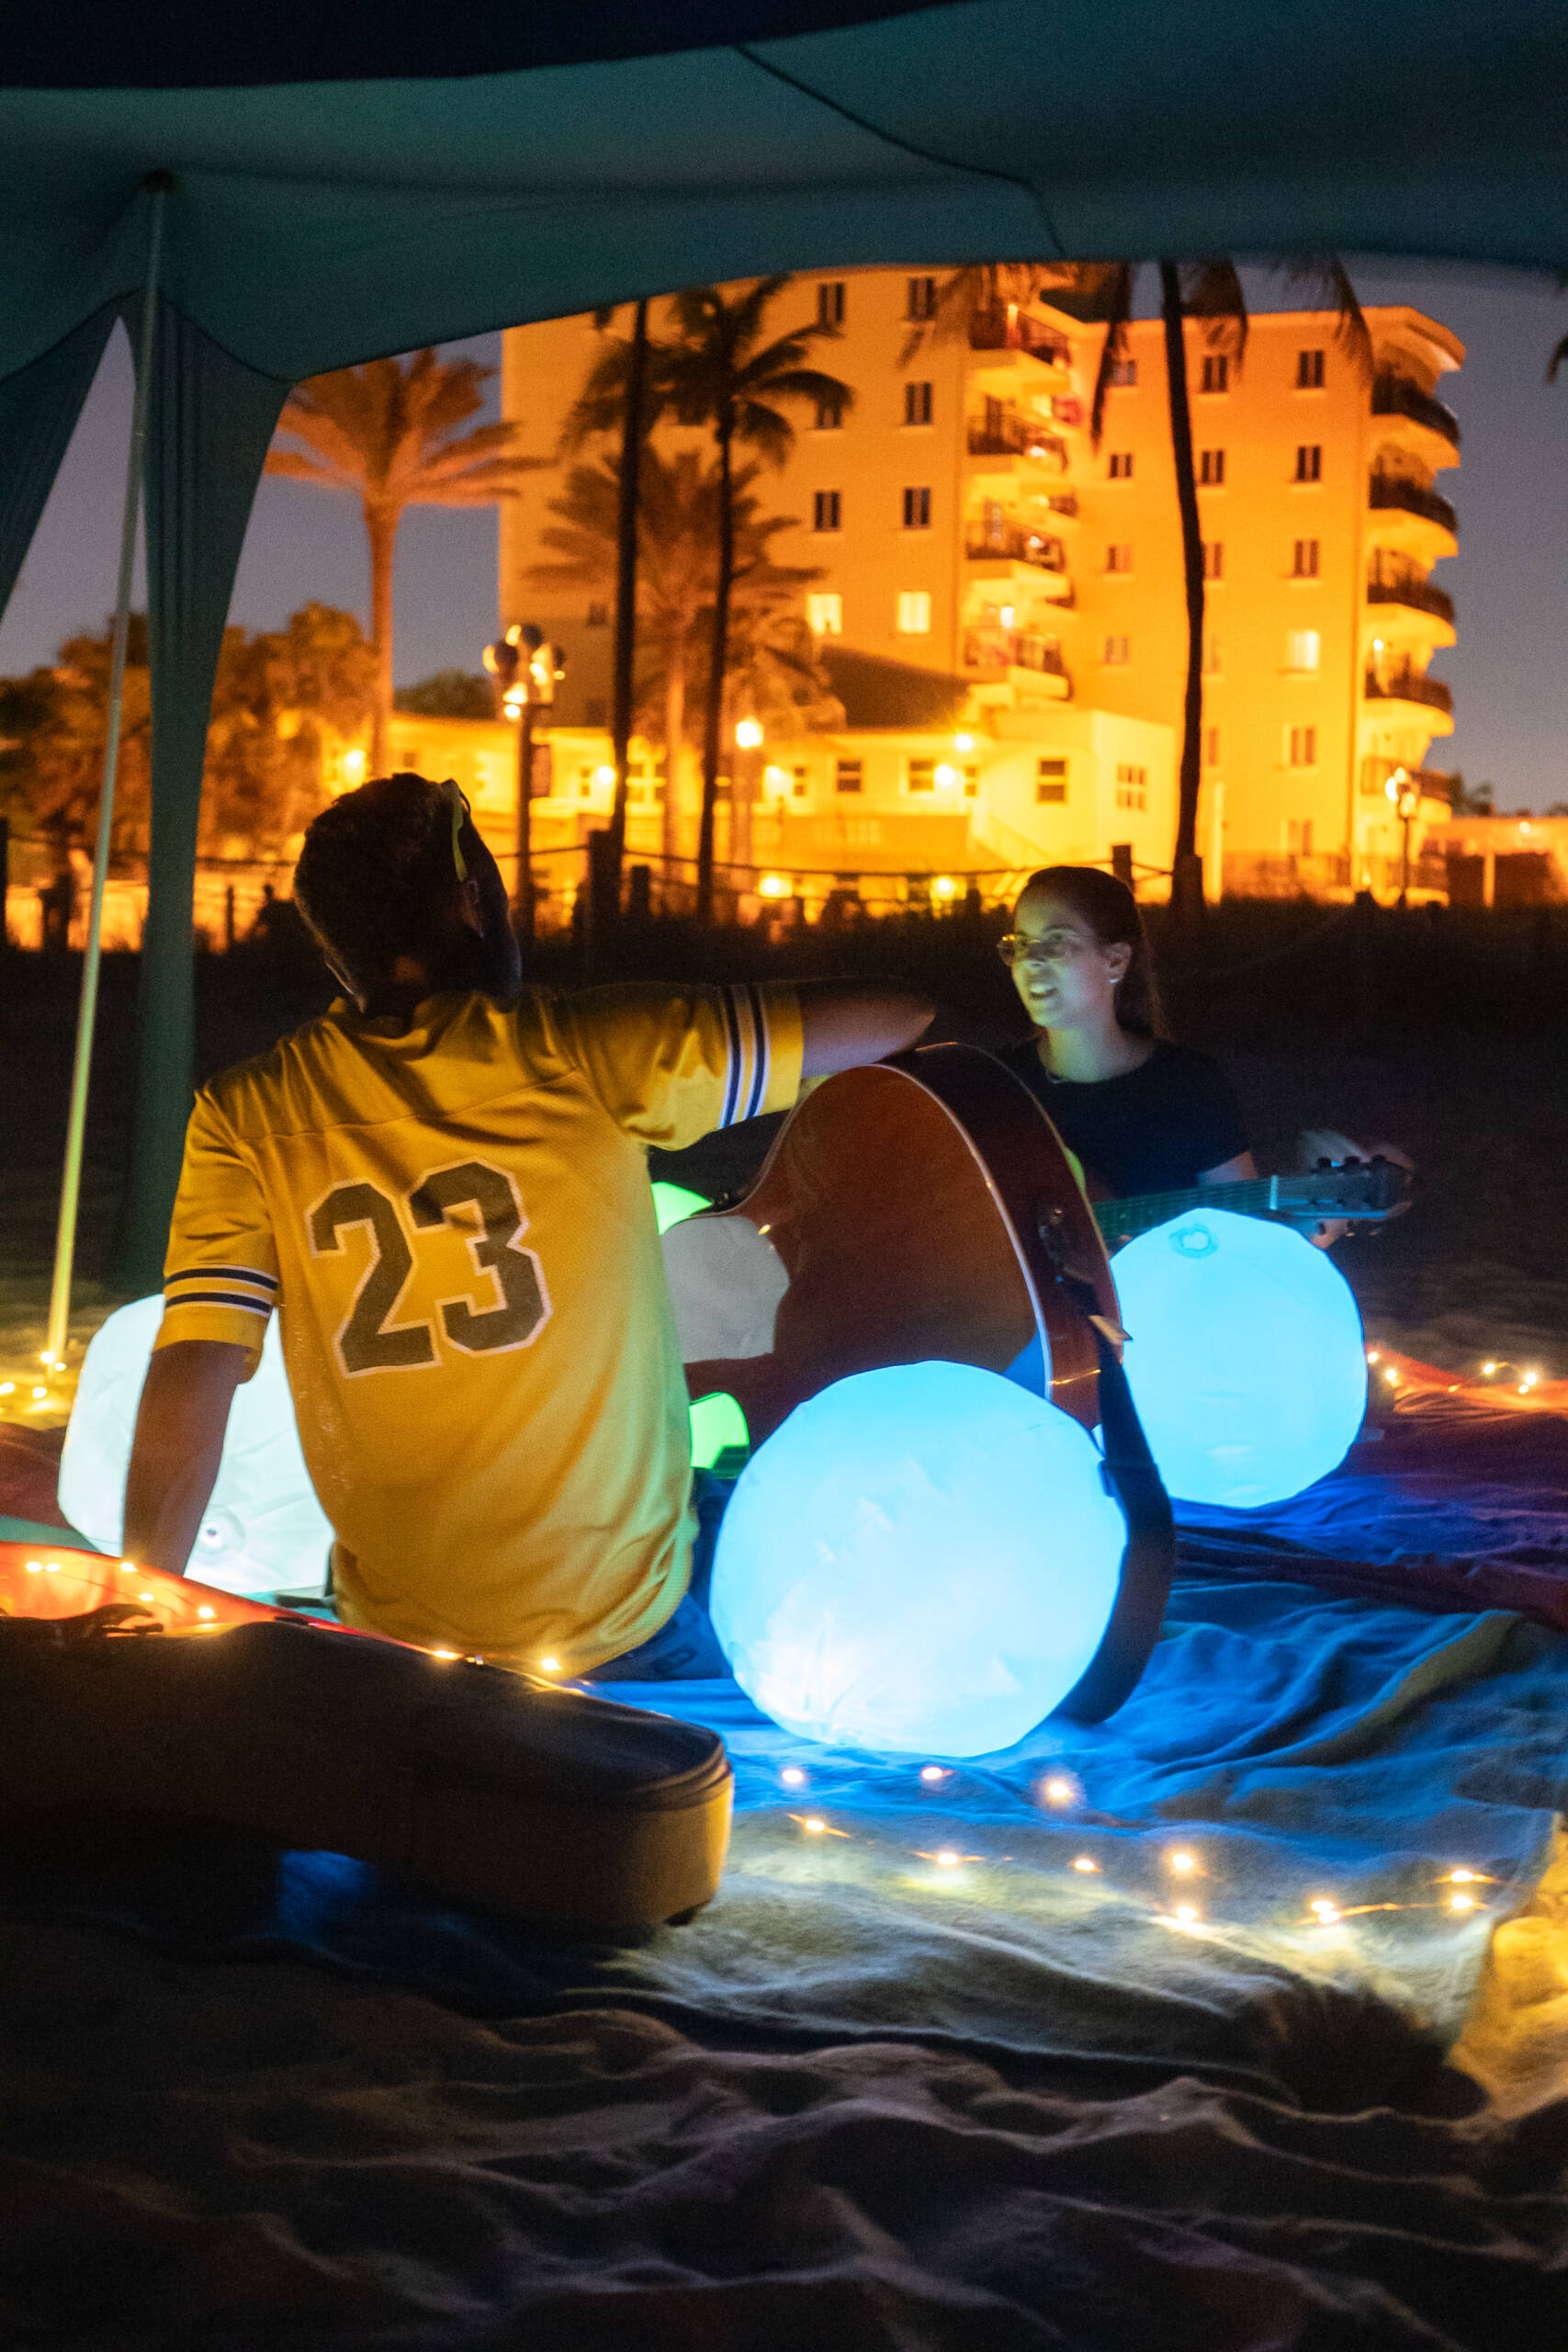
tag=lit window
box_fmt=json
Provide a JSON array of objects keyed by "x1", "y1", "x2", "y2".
[
  {"x1": 817, "y1": 281, "x2": 845, "y2": 328},
  {"x1": 813, "y1": 393, "x2": 844, "y2": 430},
  {"x1": 904, "y1": 381, "x2": 932, "y2": 425},
  {"x1": 791, "y1": 765, "x2": 809, "y2": 798},
  {"x1": 1114, "y1": 762, "x2": 1148, "y2": 811},
  {"x1": 835, "y1": 758, "x2": 863, "y2": 795},
  {"x1": 902, "y1": 486, "x2": 931, "y2": 529},
  {"x1": 1102, "y1": 634, "x2": 1131, "y2": 666},
  {"x1": 1198, "y1": 448, "x2": 1225, "y2": 486},
  {"x1": 1109, "y1": 356, "x2": 1137, "y2": 388},
  {"x1": 1036, "y1": 757, "x2": 1067, "y2": 805},
  {"x1": 812, "y1": 490, "x2": 841, "y2": 532},
  {"x1": 963, "y1": 765, "x2": 979, "y2": 798},
  {"x1": 1292, "y1": 537, "x2": 1321, "y2": 578},
  {"x1": 1294, "y1": 444, "x2": 1323, "y2": 482},
  {"x1": 907, "y1": 275, "x2": 937, "y2": 322},
  {"x1": 896, "y1": 591, "x2": 931, "y2": 634},
  {"x1": 1107, "y1": 450, "x2": 1134, "y2": 479},
  {"x1": 1201, "y1": 354, "x2": 1229, "y2": 394},
  {"x1": 907, "y1": 757, "x2": 936, "y2": 792},
  {"x1": 1297, "y1": 348, "x2": 1325, "y2": 390},
  {"x1": 1289, "y1": 725, "x2": 1318, "y2": 766},
  {"x1": 1201, "y1": 540, "x2": 1224, "y2": 581},
  {"x1": 806, "y1": 592, "x2": 842, "y2": 636},
  {"x1": 1105, "y1": 542, "x2": 1134, "y2": 574},
  {"x1": 1287, "y1": 628, "x2": 1321, "y2": 671},
  {"x1": 1286, "y1": 817, "x2": 1315, "y2": 853}
]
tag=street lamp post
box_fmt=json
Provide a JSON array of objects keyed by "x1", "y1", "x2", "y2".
[
  {"x1": 1385, "y1": 766, "x2": 1421, "y2": 906},
  {"x1": 485, "y1": 623, "x2": 563, "y2": 947}
]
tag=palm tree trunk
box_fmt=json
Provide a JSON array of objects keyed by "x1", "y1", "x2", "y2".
[
  {"x1": 365, "y1": 502, "x2": 398, "y2": 777},
  {"x1": 697, "y1": 416, "x2": 734, "y2": 923},
  {"x1": 662, "y1": 638, "x2": 685, "y2": 886},
  {"x1": 607, "y1": 298, "x2": 649, "y2": 876},
  {"x1": 1159, "y1": 261, "x2": 1206, "y2": 926}
]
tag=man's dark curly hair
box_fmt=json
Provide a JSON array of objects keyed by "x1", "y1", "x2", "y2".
[{"x1": 294, "y1": 772, "x2": 468, "y2": 991}]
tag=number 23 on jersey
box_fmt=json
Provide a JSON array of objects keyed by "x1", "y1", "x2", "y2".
[{"x1": 308, "y1": 1158, "x2": 552, "y2": 1377}]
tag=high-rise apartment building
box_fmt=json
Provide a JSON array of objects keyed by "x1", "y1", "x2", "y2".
[{"x1": 499, "y1": 273, "x2": 1461, "y2": 897}]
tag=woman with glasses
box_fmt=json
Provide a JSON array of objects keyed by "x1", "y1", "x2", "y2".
[{"x1": 995, "y1": 865, "x2": 1256, "y2": 1205}]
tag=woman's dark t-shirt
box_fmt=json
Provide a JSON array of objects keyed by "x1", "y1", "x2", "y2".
[{"x1": 997, "y1": 1037, "x2": 1249, "y2": 1201}]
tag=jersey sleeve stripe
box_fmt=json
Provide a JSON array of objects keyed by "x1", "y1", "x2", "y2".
[
  {"x1": 718, "y1": 986, "x2": 744, "y2": 1128},
  {"x1": 742, "y1": 982, "x2": 771, "y2": 1122},
  {"x1": 166, "y1": 1263, "x2": 278, "y2": 1291},
  {"x1": 162, "y1": 1289, "x2": 273, "y2": 1317}
]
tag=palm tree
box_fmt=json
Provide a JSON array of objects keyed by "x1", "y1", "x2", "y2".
[
  {"x1": 559, "y1": 302, "x2": 673, "y2": 882},
  {"x1": 1078, "y1": 257, "x2": 1370, "y2": 922},
  {"x1": 527, "y1": 448, "x2": 827, "y2": 887},
  {"x1": 265, "y1": 349, "x2": 541, "y2": 775},
  {"x1": 661, "y1": 277, "x2": 852, "y2": 917}
]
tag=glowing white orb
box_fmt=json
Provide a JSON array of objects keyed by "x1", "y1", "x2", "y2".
[
  {"x1": 708, "y1": 1362, "x2": 1126, "y2": 1757},
  {"x1": 58, "y1": 1296, "x2": 333, "y2": 1595},
  {"x1": 1114, "y1": 1211, "x2": 1367, "y2": 1509}
]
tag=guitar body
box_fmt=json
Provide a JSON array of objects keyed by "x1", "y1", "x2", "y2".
[
  {"x1": 668, "y1": 1045, "x2": 1173, "y2": 1724},
  {"x1": 679, "y1": 1045, "x2": 1118, "y2": 1442}
]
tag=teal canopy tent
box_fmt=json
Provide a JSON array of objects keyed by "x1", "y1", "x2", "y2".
[{"x1": 2, "y1": 0, "x2": 1565, "y2": 1295}]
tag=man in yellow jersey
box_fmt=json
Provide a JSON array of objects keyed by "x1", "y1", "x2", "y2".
[{"x1": 123, "y1": 773, "x2": 932, "y2": 1678}]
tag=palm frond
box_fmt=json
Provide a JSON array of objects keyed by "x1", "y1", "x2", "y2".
[
  {"x1": 1180, "y1": 259, "x2": 1249, "y2": 365},
  {"x1": 1086, "y1": 263, "x2": 1136, "y2": 447},
  {"x1": 1275, "y1": 254, "x2": 1372, "y2": 380}
]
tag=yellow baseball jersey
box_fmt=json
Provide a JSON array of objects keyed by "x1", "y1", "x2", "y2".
[{"x1": 156, "y1": 982, "x2": 802, "y2": 1670}]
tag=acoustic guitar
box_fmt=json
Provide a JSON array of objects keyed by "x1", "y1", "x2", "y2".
[
  {"x1": 661, "y1": 1043, "x2": 1173, "y2": 1724},
  {"x1": 1092, "y1": 1159, "x2": 1411, "y2": 1251}
]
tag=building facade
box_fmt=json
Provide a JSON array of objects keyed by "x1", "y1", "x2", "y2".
[{"x1": 498, "y1": 273, "x2": 1462, "y2": 899}]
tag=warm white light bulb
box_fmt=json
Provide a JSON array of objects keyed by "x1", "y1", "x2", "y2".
[
  {"x1": 919, "y1": 1765, "x2": 946, "y2": 1783},
  {"x1": 934, "y1": 1850, "x2": 961, "y2": 1868},
  {"x1": 1072, "y1": 1856, "x2": 1098, "y2": 1873},
  {"x1": 780, "y1": 1766, "x2": 807, "y2": 1788},
  {"x1": 1168, "y1": 1850, "x2": 1195, "y2": 1873},
  {"x1": 1174, "y1": 1905, "x2": 1198, "y2": 1923},
  {"x1": 538, "y1": 1656, "x2": 560, "y2": 1673},
  {"x1": 803, "y1": 1817, "x2": 827, "y2": 1835},
  {"x1": 1043, "y1": 1777, "x2": 1074, "y2": 1807}
]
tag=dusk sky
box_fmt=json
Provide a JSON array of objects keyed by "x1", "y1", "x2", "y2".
[{"x1": 1, "y1": 258, "x2": 1564, "y2": 810}]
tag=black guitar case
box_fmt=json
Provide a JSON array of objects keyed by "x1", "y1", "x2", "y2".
[{"x1": 0, "y1": 1612, "x2": 732, "y2": 1932}]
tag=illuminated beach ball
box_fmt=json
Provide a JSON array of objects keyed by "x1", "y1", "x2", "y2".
[
  {"x1": 708, "y1": 1361, "x2": 1126, "y2": 1757},
  {"x1": 58, "y1": 1295, "x2": 333, "y2": 1595},
  {"x1": 1114, "y1": 1210, "x2": 1367, "y2": 1510}
]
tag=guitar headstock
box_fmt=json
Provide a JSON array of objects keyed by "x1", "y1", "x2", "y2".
[{"x1": 1291, "y1": 1154, "x2": 1412, "y2": 1221}]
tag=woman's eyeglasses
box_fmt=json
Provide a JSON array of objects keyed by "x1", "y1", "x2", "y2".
[{"x1": 997, "y1": 933, "x2": 1084, "y2": 970}]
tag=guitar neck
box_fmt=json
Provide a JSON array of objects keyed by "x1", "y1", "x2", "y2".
[{"x1": 1094, "y1": 1177, "x2": 1299, "y2": 1244}]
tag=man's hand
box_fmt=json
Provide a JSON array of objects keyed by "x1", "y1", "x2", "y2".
[
  {"x1": 122, "y1": 1339, "x2": 250, "y2": 1577},
  {"x1": 797, "y1": 982, "x2": 934, "y2": 1078}
]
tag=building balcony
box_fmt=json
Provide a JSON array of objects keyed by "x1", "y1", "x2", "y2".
[
  {"x1": 1364, "y1": 664, "x2": 1453, "y2": 715},
  {"x1": 967, "y1": 308, "x2": 1071, "y2": 366},
  {"x1": 1371, "y1": 374, "x2": 1461, "y2": 449},
  {"x1": 966, "y1": 413, "x2": 1069, "y2": 468},
  {"x1": 965, "y1": 521, "x2": 1068, "y2": 574},
  {"x1": 1368, "y1": 473, "x2": 1458, "y2": 535},
  {"x1": 962, "y1": 628, "x2": 1072, "y2": 695},
  {"x1": 1366, "y1": 574, "x2": 1455, "y2": 625}
]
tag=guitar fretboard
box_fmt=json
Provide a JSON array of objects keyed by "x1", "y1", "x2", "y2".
[{"x1": 1093, "y1": 1175, "x2": 1337, "y2": 1243}]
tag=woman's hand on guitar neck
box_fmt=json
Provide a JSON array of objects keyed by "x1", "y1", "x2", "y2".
[
  {"x1": 1298, "y1": 1130, "x2": 1416, "y2": 1247},
  {"x1": 796, "y1": 982, "x2": 935, "y2": 1078}
]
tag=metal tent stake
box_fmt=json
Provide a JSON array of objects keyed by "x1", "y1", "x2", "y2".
[{"x1": 44, "y1": 180, "x2": 167, "y2": 1370}]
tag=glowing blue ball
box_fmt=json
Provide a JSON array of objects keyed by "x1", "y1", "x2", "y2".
[
  {"x1": 1113, "y1": 1211, "x2": 1367, "y2": 1509},
  {"x1": 58, "y1": 1296, "x2": 333, "y2": 1594},
  {"x1": 708, "y1": 1362, "x2": 1126, "y2": 1757}
]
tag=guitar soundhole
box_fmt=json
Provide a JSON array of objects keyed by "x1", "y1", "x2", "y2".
[{"x1": 1172, "y1": 1222, "x2": 1219, "y2": 1259}]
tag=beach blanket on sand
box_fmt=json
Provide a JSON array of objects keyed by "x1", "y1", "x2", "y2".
[{"x1": 3, "y1": 1390, "x2": 1568, "y2": 2344}]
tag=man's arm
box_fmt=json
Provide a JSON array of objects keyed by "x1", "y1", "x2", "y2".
[
  {"x1": 122, "y1": 1340, "x2": 250, "y2": 1577},
  {"x1": 795, "y1": 981, "x2": 933, "y2": 1078}
]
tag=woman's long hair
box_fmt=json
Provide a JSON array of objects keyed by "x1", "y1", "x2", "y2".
[{"x1": 1016, "y1": 865, "x2": 1165, "y2": 1037}]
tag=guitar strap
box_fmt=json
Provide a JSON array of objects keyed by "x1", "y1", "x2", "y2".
[{"x1": 1050, "y1": 1292, "x2": 1175, "y2": 1725}]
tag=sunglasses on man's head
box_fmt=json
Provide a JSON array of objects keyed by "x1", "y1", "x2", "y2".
[{"x1": 442, "y1": 780, "x2": 472, "y2": 882}]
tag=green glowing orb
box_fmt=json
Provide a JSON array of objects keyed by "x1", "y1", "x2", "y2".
[
  {"x1": 652, "y1": 1181, "x2": 710, "y2": 1233},
  {"x1": 689, "y1": 1390, "x2": 749, "y2": 1471}
]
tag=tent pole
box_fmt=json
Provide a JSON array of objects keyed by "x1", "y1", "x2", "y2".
[{"x1": 44, "y1": 180, "x2": 167, "y2": 1369}]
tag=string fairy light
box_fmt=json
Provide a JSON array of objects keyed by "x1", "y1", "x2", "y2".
[
  {"x1": 1168, "y1": 1849, "x2": 1197, "y2": 1873},
  {"x1": 1072, "y1": 1856, "x2": 1099, "y2": 1873},
  {"x1": 919, "y1": 1765, "x2": 949, "y2": 1784},
  {"x1": 779, "y1": 1766, "x2": 807, "y2": 1789}
]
